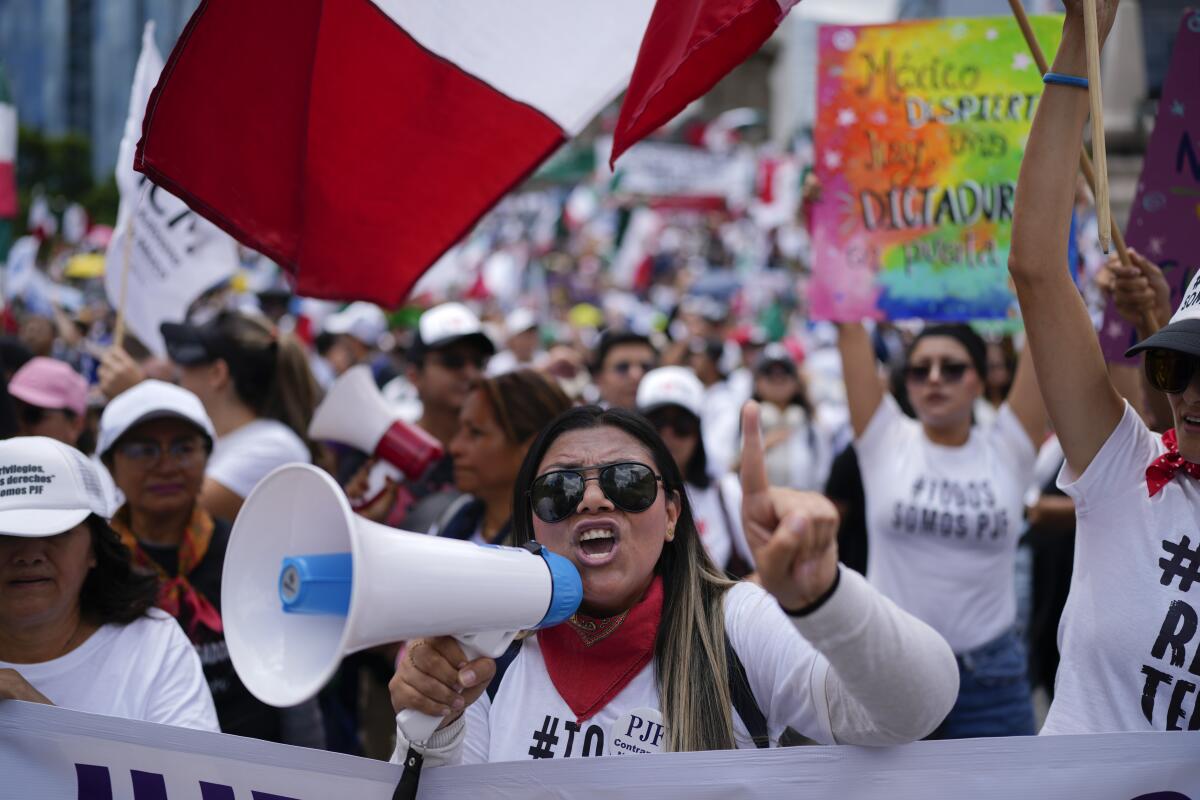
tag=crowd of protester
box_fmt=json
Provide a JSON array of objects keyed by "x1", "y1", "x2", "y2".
[{"x1": 1, "y1": 0, "x2": 1194, "y2": 771}]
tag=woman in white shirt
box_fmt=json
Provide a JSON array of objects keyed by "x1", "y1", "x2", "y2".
[
  {"x1": 0, "y1": 436, "x2": 217, "y2": 730},
  {"x1": 637, "y1": 366, "x2": 753, "y2": 575},
  {"x1": 387, "y1": 402, "x2": 957, "y2": 766},
  {"x1": 1009, "y1": 0, "x2": 1200, "y2": 734},
  {"x1": 751, "y1": 343, "x2": 834, "y2": 492},
  {"x1": 837, "y1": 319, "x2": 1046, "y2": 738},
  {"x1": 161, "y1": 311, "x2": 319, "y2": 521}
]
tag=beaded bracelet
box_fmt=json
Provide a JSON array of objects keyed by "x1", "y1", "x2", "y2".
[{"x1": 1043, "y1": 72, "x2": 1089, "y2": 89}]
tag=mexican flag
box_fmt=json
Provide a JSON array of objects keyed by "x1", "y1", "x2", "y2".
[{"x1": 0, "y1": 66, "x2": 16, "y2": 219}]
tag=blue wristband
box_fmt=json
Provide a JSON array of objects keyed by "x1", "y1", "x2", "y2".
[{"x1": 1043, "y1": 72, "x2": 1089, "y2": 89}]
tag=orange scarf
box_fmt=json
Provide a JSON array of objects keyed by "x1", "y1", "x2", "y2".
[{"x1": 112, "y1": 505, "x2": 224, "y2": 640}]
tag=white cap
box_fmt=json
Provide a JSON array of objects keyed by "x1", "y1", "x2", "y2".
[
  {"x1": 0, "y1": 436, "x2": 113, "y2": 537},
  {"x1": 415, "y1": 302, "x2": 495, "y2": 354},
  {"x1": 323, "y1": 302, "x2": 388, "y2": 347},
  {"x1": 505, "y1": 308, "x2": 538, "y2": 336},
  {"x1": 97, "y1": 380, "x2": 216, "y2": 458},
  {"x1": 637, "y1": 366, "x2": 705, "y2": 418}
]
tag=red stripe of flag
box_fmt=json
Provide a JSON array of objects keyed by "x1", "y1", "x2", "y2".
[
  {"x1": 611, "y1": 0, "x2": 788, "y2": 166},
  {"x1": 137, "y1": 0, "x2": 563, "y2": 305},
  {"x1": 0, "y1": 162, "x2": 15, "y2": 218}
]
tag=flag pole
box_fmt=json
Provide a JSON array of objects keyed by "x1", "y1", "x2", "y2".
[
  {"x1": 112, "y1": 185, "x2": 143, "y2": 350},
  {"x1": 1007, "y1": 0, "x2": 1127, "y2": 264},
  {"x1": 1081, "y1": 0, "x2": 1111, "y2": 253}
]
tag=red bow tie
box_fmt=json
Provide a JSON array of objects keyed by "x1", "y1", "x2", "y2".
[{"x1": 1146, "y1": 429, "x2": 1200, "y2": 497}]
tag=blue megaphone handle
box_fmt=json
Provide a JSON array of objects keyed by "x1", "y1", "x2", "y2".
[
  {"x1": 535, "y1": 549, "x2": 583, "y2": 628},
  {"x1": 279, "y1": 553, "x2": 352, "y2": 615}
]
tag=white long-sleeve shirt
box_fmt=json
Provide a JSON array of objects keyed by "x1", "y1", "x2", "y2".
[{"x1": 392, "y1": 568, "x2": 957, "y2": 765}]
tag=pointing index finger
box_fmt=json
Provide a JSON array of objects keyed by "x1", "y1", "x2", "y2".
[{"x1": 740, "y1": 400, "x2": 770, "y2": 498}]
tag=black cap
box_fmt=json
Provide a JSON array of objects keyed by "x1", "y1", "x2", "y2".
[
  {"x1": 160, "y1": 319, "x2": 227, "y2": 366},
  {"x1": 1125, "y1": 319, "x2": 1200, "y2": 358}
]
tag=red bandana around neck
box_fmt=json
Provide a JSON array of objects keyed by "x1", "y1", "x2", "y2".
[
  {"x1": 112, "y1": 506, "x2": 224, "y2": 640},
  {"x1": 537, "y1": 575, "x2": 664, "y2": 723},
  {"x1": 1146, "y1": 429, "x2": 1200, "y2": 497}
]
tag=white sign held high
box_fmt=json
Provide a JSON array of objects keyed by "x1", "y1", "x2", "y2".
[{"x1": 104, "y1": 21, "x2": 237, "y2": 356}]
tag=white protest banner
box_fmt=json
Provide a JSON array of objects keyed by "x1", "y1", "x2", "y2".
[
  {"x1": 3, "y1": 234, "x2": 38, "y2": 303},
  {"x1": 595, "y1": 136, "x2": 755, "y2": 209},
  {"x1": 2, "y1": 701, "x2": 1198, "y2": 800},
  {"x1": 104, "y1": 21, "x2": 238, "y2": 356}
]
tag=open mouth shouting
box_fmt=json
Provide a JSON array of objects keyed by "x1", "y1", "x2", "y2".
[{"x1": 574, "y1": 520, "x2": 620, "y2": 566}]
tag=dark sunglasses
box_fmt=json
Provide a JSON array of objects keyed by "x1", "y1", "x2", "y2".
[
  {"x1": 611, "y1": 360, "x2": 655, "y2": 377},
  {"x1": 528, "y1": 461, "x2": 662, "y2": 523},
  {"x1": 647, "y1": 410, "x2": 699, "y2": 437},
  {"x1": 433, "y1": 350, "x2": 489, "y2": 371},
  {"x1": 905, "y1": 360, "x2": 971, "y2": 384},
  {"x1": 758, "y1": 364, "x2": 797, "y2": 380},
  {"x1": 1145, "y1": 349, "x2": 1200, "y2": 395},
  {"x1": 13, "y1": 401, "x2": 74, "y2": 427}
]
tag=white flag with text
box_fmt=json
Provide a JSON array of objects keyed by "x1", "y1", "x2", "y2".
[{"x1": 104, "y1": 21, "x2": 238, "y2": 356}]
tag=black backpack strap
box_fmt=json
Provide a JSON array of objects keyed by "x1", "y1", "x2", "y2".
[
  {"x1": 486, "y1": 638, "x2": 524, "y2": 702},
  {"x1": 725, "y1": 635, "x2": 770, "y2": 748}
]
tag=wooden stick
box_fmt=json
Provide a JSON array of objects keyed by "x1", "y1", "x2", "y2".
[
  {"x1": 1082, "y1": 0, "x2": 1111, "y2": 253},
  {"x1": 1007, "y1": 0, "x2": 1129, "y2": 265}
]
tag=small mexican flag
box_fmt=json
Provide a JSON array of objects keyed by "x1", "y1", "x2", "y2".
[{"x1": 0, "y1": 66, "x2": 16, "y2": 218}]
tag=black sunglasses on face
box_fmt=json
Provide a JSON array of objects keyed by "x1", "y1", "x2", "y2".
[
  {"x1": 528, "y1": 461, "x2": 662, "y2": 523},
  {"x1": 1145, "y1": 349, "x2": 1200, "y2": 395},
  {"x1": 905, "y1": 360, "x2": 971, "y2": 384},
  {"x1": 433, "y1": 350, "x2": 488, "y2": 371},
  {"x1": 647, "y1": 410, "x2": 699, "y2": 437},
  {"x1": 759, "y1": 365, "x2": 796, "y2": 380},
  {"x1": 612, "y1": 360, "x2": 655, "y2": 377}
]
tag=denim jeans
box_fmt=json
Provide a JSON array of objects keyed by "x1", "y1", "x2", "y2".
[{"x1": 932, "y1": 628, "x2": 1037, "y2": 739}]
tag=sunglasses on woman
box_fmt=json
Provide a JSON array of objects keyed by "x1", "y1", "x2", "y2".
[
  {"x1": 1145, "y1": 349, "x2": 1200, "y2": 395},
  {"x1": 905, "y1": 360, "x2": 971, "y2": 384},
  {"x1": 528, "y1": 461, "x2": 662, "y2": 523},
  {"x1": 646, "y1": 410, "x2": 699, "y2": 438},
  {"x1": 432, "y1": 349, "x2": 489, "y2": 371}
]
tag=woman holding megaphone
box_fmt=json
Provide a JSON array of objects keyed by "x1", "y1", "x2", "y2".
[{"x1": 389, "y1": 402, "x2": 958, "y2": 763}]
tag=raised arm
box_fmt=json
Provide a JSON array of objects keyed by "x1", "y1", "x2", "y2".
[
  {"x1": 836, "y1": 322, "x2": 885, "y2": 439},
  {"x1": 1005, "y1": 340, "x2": 1048, "y2": 449},
  {"x1": 1007, "y1": 0, "x2": 1123, "y2": 476}
]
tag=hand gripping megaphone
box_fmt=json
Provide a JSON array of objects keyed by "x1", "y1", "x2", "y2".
[
  {"x1": 308, "y1": 364, "x2": 443, "y2": 481},
  {"x1": 222, "y1": 464, "x2": 582, "y2": 744}
]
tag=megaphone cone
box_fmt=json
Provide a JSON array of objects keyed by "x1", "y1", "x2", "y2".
[
  {"x1": 308, "y1": 364, "x2": 443, "y2": 480},
  {"x1": 222, "y1": 464, "x2": 582, "y2": 712}
]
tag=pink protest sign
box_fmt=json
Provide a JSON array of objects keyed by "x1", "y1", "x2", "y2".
[{"x1": 1100, "y1": 9, "x2": 1200, "y2": 362}]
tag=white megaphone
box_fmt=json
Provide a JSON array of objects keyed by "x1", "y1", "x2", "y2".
[
  {"x1": 308, "y1": 364, "x2": 443, "y2": 481},
  {"x1": 222, "y1": 463, "x2": 582, "y2": 745}
]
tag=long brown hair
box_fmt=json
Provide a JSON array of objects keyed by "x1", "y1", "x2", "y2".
[{"x1": 477, "y1": 369, "x2": 571, "y2": 447}]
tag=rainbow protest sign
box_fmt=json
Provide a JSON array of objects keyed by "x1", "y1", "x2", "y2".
[{"x1": 810, "y1": 16, "x2": 1062, "y2": 322}]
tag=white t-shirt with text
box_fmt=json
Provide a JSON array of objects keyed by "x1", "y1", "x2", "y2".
[
  {"x1": 856, "y1": 395, "x2": 1036, "y2": 653},
  {"x1": 1042, "y1": 403, "x2": 1200, "y2": 734},
  {"x1": 0, "y1": 609, "x2": 219, "y2": 730},
  {"x1": 207, "y1": 418, "x2": 310, "y2": 498},
  {"x1": 394, "y1": 570, "x2": 961, "y2": 766}
]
